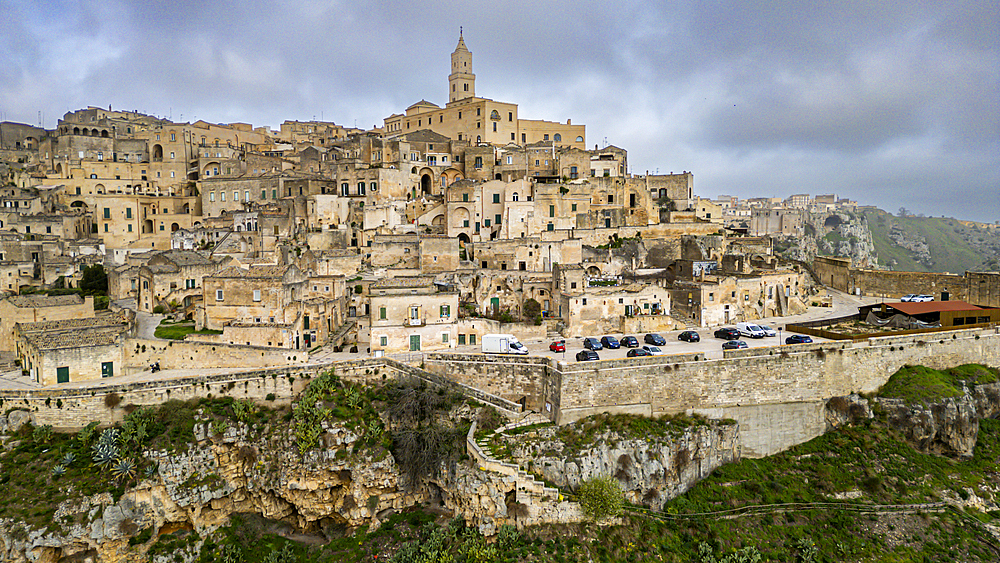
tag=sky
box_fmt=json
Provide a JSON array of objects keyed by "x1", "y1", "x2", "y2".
[{"x1": 1, "y1": 0, "x2": 997, "y2": 222}]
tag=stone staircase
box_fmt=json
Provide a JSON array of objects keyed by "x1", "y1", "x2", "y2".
[{"x1": 468, "y1": 412, "x2": 566, "y2": 506}]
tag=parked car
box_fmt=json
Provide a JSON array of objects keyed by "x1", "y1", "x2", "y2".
[
  {"x1": 900, "y1": 294, "x2": 919, "y2": 302},
  {"x1": 644, "y1": 333, "x2": 666, "y2": 346},
  {"x1": 620, "y1": 336, "x2": 639, "y2": 348},
  {"x1": 785, "y1": 334, "x2": 813, "y2": 344},
  {"x1": 600, "y1": 336, "x2": 621, "y2": 349},
  {"x1": 912, "y1": 294, "x2": 934, "y2": 302},
  {"x1": 549, "y1": 340, "x2": 565, "y2": 352},
  {"x1": 722, "y1": 340, "x2": 748, "y2": 350},
  {"x1": 627, "y1": 348, "x2": 652, "y2": 357},
  {"x1": 576, "y1": 350, "x2": 600, "y2": 361},
  {"x1": 642, "y1": 345, "x2": 667, "y2": 356},
  {"x1": 678, "y1": 330, "x2": 700, "y2": 342},
  {"x1": 583, "y1": 337, "x2": 603, "y2": 351},
  {"x1": 757, "y1": 325, "x2": 777, "y2": 337},
  {"x1": 714, "y1": 327, "x2": 740, "y2": 340},
  {"x1": 737, "y1": 322, "x2": 766, "y2": 339}
]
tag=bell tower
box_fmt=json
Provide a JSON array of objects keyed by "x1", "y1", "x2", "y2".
[{"x1": 448, "y1": 28, "x2": 475, "y2": 103}]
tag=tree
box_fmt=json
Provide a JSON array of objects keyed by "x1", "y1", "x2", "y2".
[
  {"x1": 576, "y1": 475, "x2": 624, "y2": 519},
  {"x1": 523, "y1": 298, "x2": 541, "y2": 321},
  {"x1": 79, "y1": 264, "x2": 108, "y2": 294}
]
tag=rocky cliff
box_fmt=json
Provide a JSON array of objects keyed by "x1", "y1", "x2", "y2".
[
  {"x1": 825, "y1": 381, "x2": 1000, "y2": 459},
  {"x1": 498, "y1": 416, "x2": 739, "y2": 511}
]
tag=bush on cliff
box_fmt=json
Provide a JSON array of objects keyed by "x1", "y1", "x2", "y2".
[
  {"x1": 878, "y1": 364, "x2": 999, "y2": 404},
  {"x1": 577, "y1": 475, "x2": 625, "y2": 520}
]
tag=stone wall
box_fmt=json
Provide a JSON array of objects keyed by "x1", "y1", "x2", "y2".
[
  {"x1": 424, "y1": 353, "x2": 556, "y2": 415},
  {"x1": 122, "y1": 338, "x2": 309, "y2": 373},
  {"x1": 850, "y1": 268, "x2": 967, "y2": 301}
]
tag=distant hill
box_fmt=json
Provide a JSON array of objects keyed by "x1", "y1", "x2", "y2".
[{"x1": 861, "y1": 209, "x2": 1000, "y2": 273}]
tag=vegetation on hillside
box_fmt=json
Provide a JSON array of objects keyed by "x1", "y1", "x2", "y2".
[
  {"x1": 878, "y1": 363, "x2": 999, "y2": 404},
  {"x1": 863, "y1": 209, "x2": 1000, "y2": 273}
]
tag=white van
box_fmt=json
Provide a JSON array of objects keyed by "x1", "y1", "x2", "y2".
[
  {"x1": 736, "y1": 322, "x2": 766, "y2": 339},
  {"x1": 482, "y1": 333, "x2": 528, "y2": 355}
]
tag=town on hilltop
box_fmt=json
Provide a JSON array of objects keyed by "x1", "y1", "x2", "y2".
[
  {"x1": 0, "y1": 33, "x2": 996, "y2": 391},
  {"x1": 0, "y1": 33, "x2": 999, "y2": 561}
]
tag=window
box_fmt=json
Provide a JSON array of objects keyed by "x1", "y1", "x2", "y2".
[
  {"x1": 253, "y1": 289, "x2": 261, "y2": 302},
  {"x1": 570, "y1": 165, "x2": 578, "y2": 179},
  {"x1": 477, "y1": 108, "x2": 481, "y2": 116},
  {"x1": 576, "y1": 136, "x2": 584, "y2": 142},
  {"x1": 543, "y1": 134, "x2": 549, "y2": 141},
  {"x1": 442, "y1": 333, "x2": 449, "y2": 343},
  {"x1": 262, "y1": 189, "x2": 267, "y2": 200},
  {"x1": 463, "y1": 220, "x2": 469, "y2": 228},
  {"x1": 186, "y1": 279, "x2": 195, "y2": 289},
  {"x1": 484, "y1": 219, "x2": 491, "y2": 227},
  {"x1": 512, "y1": 192, "x2": 518, "y2": 201},
  {"x1": 547, "y1": 223, "x2": 554, "y2": 231},
  {"x1": 127, "y1": 224, "x2": 132, "y2": 232},
  {"x1": 380, "y1": 336, "x2": 387, "y2": 346},
  {"x1": 233, "y1": 191, "x2": 239, "y2": 201},
  {"x1": 582, "y1": 298, "x2": 587, "y2": 305},
  {"x1": 379, "y1": 307, "x2": 386, "y2": 320},
  {"x1": 409, "y1": 306, "x2": 420, "y2": 320},
  {"x1": 463, "y1": 193, "x2": 469, "y2": 202},
  {"x1": 216, "y1": 289, "x2": 224, "y2": 301},
  {"x1": 458, "y1": 334, "x2": 466, "y2": 345},
  {"x1": 495, "y1": 214, "x2": 501, "y2": 225},
  {"x1": 170, "y1": 152, "x2": 175, "y2": 159},
  {"x1": 475, "y1": 157, "x2": 483, "y2": 169},
  {"x1": 469, "y1": 334, "x2": 476, "y2": 345},
  {"x1": 554, "y1": 133, "x2": 561, "y2": 142},
  {"x1": 104, "y1": 224, "x2": 108, "y2": 232},
  {"x1": 440, "y1": 305, "x2": 450, "y2": 318},
  {"x1": 549, "y1": 205, "x2": 555, "y2": 217},
  {"x1": 493, "y1": 193, "x2": 500, "y2": 203},
  {"x1": 221, "y1": 192, "x2": 226, "y2": 202},
  {"x1": 493, "y1": 122, "x2": 497, "y2": 132},
  {"x1": 272, "y1": 189, "x2": 278, "y2": 199},
  {"x1": 210, "y1": 192, "x2": 215, "y2": 202},
  {"x1": 170, "y1": 132, "x2": 176, "y2": 141},
  {"x1": 244, "y1": 190, "x2": 250, "y2": 201},
  {"x1": 709, "y1": 293, "x2": 714, "y2": 302}
]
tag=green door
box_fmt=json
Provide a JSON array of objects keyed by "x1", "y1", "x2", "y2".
[
  {"x1": 409, "y1": 334, "x2": 421, "y2": 351},
  {"x1": 56, "y1": 366, "x2": 69, "y2": 384},
  {"x1": 101, "y1": 362, "x2": 114, "y2": 378},
  {"x1": 490, "y1": 297, "x2": 500, "y2": 313}
]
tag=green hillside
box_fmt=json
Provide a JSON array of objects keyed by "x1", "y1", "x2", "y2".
[{"x1": 863, "y1": 209, "x2": 1000, "y2": 273}]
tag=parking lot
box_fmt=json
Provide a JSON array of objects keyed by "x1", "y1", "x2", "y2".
[{"x1": 521, "y1": 326, "x2": 830, "y2": 363}]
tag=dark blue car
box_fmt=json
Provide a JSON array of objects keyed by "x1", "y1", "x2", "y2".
[
  {"x1": 644, "y1": 333, "x2": 666, "y2": 346},
  {"x1": 785, "y1": 334, "x2": 813, "y2": 344},
  {"x1": 600, "y1": 336, "x2": 620, "y2": 349},
  {"x1": 583, "y1": 337, "x2": 603, "y2": 351}
]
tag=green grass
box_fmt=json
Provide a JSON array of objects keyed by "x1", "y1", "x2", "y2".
[
  {"x1": 153, "y1": 320, "x2": 222, "y2": 340},
  {"x1": 863, "y1": 209, "x2": 997, "y2": 272},
  {"x1": 878, "y1": 364, "x2": 999, "y2": 404}
]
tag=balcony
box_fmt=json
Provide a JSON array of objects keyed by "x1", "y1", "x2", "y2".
[{"x1": 406, "y1": 317, "x2": 425, "y2": 327}]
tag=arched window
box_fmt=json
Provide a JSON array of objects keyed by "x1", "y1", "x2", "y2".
[
  {"x1": 490, "y1": 110, "x2": 500, "y2": 120},
  {"x1": 576, "y1": 136, "x2": 584, "y2": 142},
  {"x1": 554, "y1": 133, "x2": 562, "y2": 142},
  {"x1": 512, "y1": 193, "x2": 518, "y2": 202}
]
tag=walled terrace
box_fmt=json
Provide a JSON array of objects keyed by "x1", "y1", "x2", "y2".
[{"x1": 2, "y1": 327, "x2": 996, "y2": 458}]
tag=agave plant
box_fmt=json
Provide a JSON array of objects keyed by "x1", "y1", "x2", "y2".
[
  {"x1": 51, "y1": 464, "x2": 66, "y2": 477},
  {"x1": 61, "y1": 452, "x2": 76, "y2": 466},
  {"x1": 143, "y1": 462, "x2": 159, "y2": 478},
  {"x1": 110, "y1": 457, "x2": 137, "y2": 483},
  {"x1": 92, "y1": 441, "x2": 119, "y2": 466}
]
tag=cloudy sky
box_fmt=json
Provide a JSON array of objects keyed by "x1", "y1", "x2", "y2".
[{"x1": 2, "y1": 0, "x2": 997, "y2": 222}]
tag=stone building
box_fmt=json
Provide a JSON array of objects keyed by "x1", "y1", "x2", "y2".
[
  {"x1": 382, "y1": 33, "x2": 585, "y2": 150},
  {"x1": 15, "y1": 313, "x2": 131, "y2": 386},
  {"x1": 368, "y1": 276, "x2": 459, "y2": 353},
  {"x1": 0, "y1": 293, "x2": 95, "y2": 352},
  {"x1": 135, "y1": 250, "x2": 219, "y2": 314}
]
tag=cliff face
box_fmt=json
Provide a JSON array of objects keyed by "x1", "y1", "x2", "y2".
[
  {"x1": 826, "y1": 382, "x2": 1000, "y2": 459},
  {"x1": 0, "y1": 421, "x2": 420, "y2": 563},
  {"x1": 504, "y1": 421, "x2": 739, "y2": 511}
]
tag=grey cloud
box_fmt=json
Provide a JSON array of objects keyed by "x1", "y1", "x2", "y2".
[{"x1": 0, "y1": 0, "x2": 996, "y2": 221}]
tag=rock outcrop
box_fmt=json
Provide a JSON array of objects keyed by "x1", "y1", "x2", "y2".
[
  {"x1": 825, "y1": 382, "x2": 1000, "y2": 459},
  {"x1": 504, "y1": 421, "x2": 739, "y2": 511}
]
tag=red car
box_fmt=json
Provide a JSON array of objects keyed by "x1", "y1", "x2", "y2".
[{"x1": 549, "y1": 340, "x2": 566, "y2": 352}]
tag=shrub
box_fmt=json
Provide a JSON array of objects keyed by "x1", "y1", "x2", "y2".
[
  {"x1": 105, "y1": 392, "x2": 122, "y2": 409},
  {"x1": 265, "y1": 393, "x2": 276, "y2": 401},
  {"x1": 576, "y1": 476, "x2": 624, "y2": 519},
  {"x1": 152, "y1": 305, "x2": 166, "y2": 314}
]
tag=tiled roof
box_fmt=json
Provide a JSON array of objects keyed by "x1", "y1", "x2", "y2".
[
  {"x1": 372, "y1": 276, "x2": 435, "y2": 289},
  {"x1": 212, "y1": 265, "x2": 292, "y2": 279},
  {"x1": 6, "y1": 294, "x2": 84, "y2": 308},
  {"x1": 23, "y1": 325, "x2": 126, "y2": 350},
  {"x1": 16, "y1": 314, "x2": 129, "y2": 333}
]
